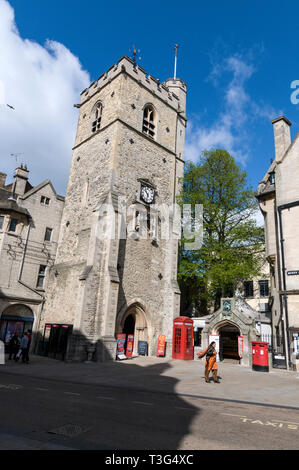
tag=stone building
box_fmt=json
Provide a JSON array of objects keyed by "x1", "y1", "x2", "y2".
[
  {"x1": 257, "y1": 116, "x2": 299, "y2": 370},
  {"x1": 0, "y1": 166, "x2": 64, "y2": 350},
  {"x1": 200, "y1": 296, "x2": 272, "y2": 367},
  {"x1": 38, "y1": 56, "x2": 187, "y2": 361}
]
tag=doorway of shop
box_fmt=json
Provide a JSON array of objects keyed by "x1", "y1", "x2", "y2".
[{"x1": 219, "y1": 324, "x2": 240, "y2": 363}]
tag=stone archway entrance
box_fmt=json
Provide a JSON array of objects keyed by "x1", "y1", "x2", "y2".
[
  {"x1": 0, "y1": 304, "x2": 34, "y2": 347},
  {"x1": 218, "y1": 323, "x2": 240, "y2": 362},
  {"x1": 117, "y1": 303, "x2": 149, "y2": 355}
]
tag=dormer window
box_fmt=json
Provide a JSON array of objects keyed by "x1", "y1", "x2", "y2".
[
  {"x1": 92, "y1": 102, "x2": 102, "y2": 133},
  {"x1": 142, "y1": 105, "x2": 156, "y2": 139}
]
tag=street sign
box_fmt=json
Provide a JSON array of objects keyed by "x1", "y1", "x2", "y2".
[{"x1": 287, "y1": 270, "x2": 299, "y2": 276}]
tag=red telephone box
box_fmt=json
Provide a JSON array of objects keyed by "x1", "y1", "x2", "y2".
[
  {"x1": 172, "y1": 317, "x2": 194, "y2": 360},
  {"x1": 252, "y1": 341, "x2": 269, "y2": 372}
]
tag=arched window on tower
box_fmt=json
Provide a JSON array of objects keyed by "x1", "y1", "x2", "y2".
[
  {"x1": 142, "y1": 105, "x2": 156, "y2": 139},
  {"x1": 91, "y1": 102, "x2": 103, "y2": 133}
]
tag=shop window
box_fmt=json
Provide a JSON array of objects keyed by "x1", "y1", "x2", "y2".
[
  {"x1": 36, "y1": 265, "x2": 47, "y2": 288},
  {"x1": 244, "y1": 280, "x2": 254, "y2": 298},
  {"x1": 44, "y1": 227, "x2": 53, "y2": 242},
  {"x1": 0, "y1": 216, "x2": 4, "y2": 230},
  {"x1": 259, "y1": 280, "x2": 269, "y2": 298},
  {"x1": 8, "y1": 218, "x2": 18, "y2": 232}
]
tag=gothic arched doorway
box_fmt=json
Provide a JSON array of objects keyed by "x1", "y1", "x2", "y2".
[
  {"x1": 116, "y1": 303, "x2": 150, "y2": 355},
  {"x1": 218, "y1": 323, "x2": 240, "y2": 362}
]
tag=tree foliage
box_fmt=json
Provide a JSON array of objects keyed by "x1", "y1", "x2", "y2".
[{"x1": 178, "y1": 149, "x2": 264, "y2": 314}]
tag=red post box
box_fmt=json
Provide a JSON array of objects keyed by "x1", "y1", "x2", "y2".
[
  {"x1": 172, "y1": 317, "x2": 194, "y2": 360},
  {"x1": 252, "y1": 341, "x2": 269, "y2": 372}
]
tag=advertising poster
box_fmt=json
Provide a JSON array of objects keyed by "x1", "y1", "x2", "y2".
[
  {"x1": 238, "y1": 336, "x2": 244, "y2": 358},
  {"x1": 116, "y1": 334, "x2": 126, "y2": 355},
  {"x1": 126, "y1": 334, "x2": 134, "y2": 357},
  {"x1": 157, "y1": 335, "x2": 166, "y2": 357}
]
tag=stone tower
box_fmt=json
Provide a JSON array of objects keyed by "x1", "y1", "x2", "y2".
[{"x1": 40, "y1": 56, "x2": 187, "y2": 361}]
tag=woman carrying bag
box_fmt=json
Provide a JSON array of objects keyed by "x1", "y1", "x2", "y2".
[{"x1": 198, "y1": 341, "x2": 220, "y2": 383}]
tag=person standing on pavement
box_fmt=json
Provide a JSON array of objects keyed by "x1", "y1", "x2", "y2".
[
  {"x1": 198, "y1": 342, "x2": 220, "y2": 383},
  {"x1": 20, "y1": 333, "x2": 29, "y2": 364},
  {"x1": 8, "y1": 332, "x2": 20, "y2": 360}
]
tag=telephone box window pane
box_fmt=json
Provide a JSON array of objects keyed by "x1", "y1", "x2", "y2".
[{"x1": 174, "y1": 329, "x2": 181, "y2": 354}]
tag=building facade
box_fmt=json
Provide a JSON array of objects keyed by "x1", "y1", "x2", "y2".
[
  {"x1": 38, "y1": 56, "x2": 187, "y2": 361},
  {"x1": 257, "y1": 116, "x2": 299, "y2": 370},
  {"x1": 0, "y1": 166, "x2": 64, "y2": 350}
]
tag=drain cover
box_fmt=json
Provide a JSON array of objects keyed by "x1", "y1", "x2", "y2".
[{"x1": 48, "y1": 424, "x2": 89, "y2": 438}]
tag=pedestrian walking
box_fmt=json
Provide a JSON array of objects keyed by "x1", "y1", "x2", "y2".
[
  {"x1": 198, "y1": 341, "x2": 220, "y2": 383},
  {"x1": 19, "y1": 333, "x2": 29, "y2": 364},
  {"x1": 8, "y1": 332, "x2": 20, "y2": 360}
]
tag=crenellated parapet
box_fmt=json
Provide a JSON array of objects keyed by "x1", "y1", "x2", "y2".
[{"x1": 79, "y1": 56, "x2": 187, "y2": 112}]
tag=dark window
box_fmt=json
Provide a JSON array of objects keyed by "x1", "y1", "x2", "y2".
[
  {"x1": 41, "y1": 196, "x2": 50, "y2": 205},
  {"x1": 142, "y1": 105, "x2": 156, "y2": 138},
  {"x1": 269, "y1": 172, "x2": 275, "y2": 185},
  {"x1": 37, "y1": 265, "x2": 46, "y2": 288},
  {"x1": 259, "y1": 280, "x2": 269, "y2": 298},
  {"x1": 0, "y1": 216, "x2": 4, "y2": 230},
  {"x1": 44, "y1": 227, "x2": 53, "y2": 242},
  {"x1": 244, "y1": 280, "x2": 254, "y2": 298},
  {"x1": 8, "y1": 218, "x2": 18, "y2": 232},
  {"x1": 92, "y1": 102, "x2": 102, "y2": 133}
]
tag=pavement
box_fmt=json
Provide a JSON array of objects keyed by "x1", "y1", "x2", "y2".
[{"x1": 1, "y1": 353, "x2": 299, "y2": 410}]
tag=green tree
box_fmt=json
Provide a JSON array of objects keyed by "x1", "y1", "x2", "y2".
[{"x1": 178, "y1": 149, "x2": 264, "y2": 314}]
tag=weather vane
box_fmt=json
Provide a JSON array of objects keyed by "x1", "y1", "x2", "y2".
[
  {"x1": 130, "y1": 45, "x2": 141, "y2": 67},
  {"x1": 10, "y1": 153, "x2": 24, "y2": 166}
]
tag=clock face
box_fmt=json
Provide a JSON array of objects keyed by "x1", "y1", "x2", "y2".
[
  {"x1": 140, "y1": 186, "x2": 155, "y2": 204},
  {"x1": 222, "y1": 300, "x2": 231, "y2": 312}
]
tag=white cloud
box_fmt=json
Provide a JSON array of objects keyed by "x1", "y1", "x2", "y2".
[
  {"x1": 0, "y1": 0, "x2": 90, "y2": 195},
  {"x1": 185, "y1": 53, "x2": 278, "y2": 167}
]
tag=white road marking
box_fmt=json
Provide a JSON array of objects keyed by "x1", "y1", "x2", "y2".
[{"x1": 64, "y1": 392, "x2": 80, "y2": 396}]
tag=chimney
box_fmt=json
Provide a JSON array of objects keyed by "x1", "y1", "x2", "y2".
[
  {"x1": 272, "y1": 116, "x2": 292, "y2": 162},
  {"x1": 0, "y1": 172, "x2": 7, "y2": 188},
  {"x1": 13, "y1": 164, "x2": 29, "y2": 196}
]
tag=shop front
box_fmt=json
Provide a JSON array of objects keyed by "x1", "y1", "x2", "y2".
[{"x1": 0, "y1": 304, "x2": 34, "y2": 351}]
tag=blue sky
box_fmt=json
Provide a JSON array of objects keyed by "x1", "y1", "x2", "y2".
[{"x1": 1, "y1": 0, "x2": 299, "y2": 195}]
